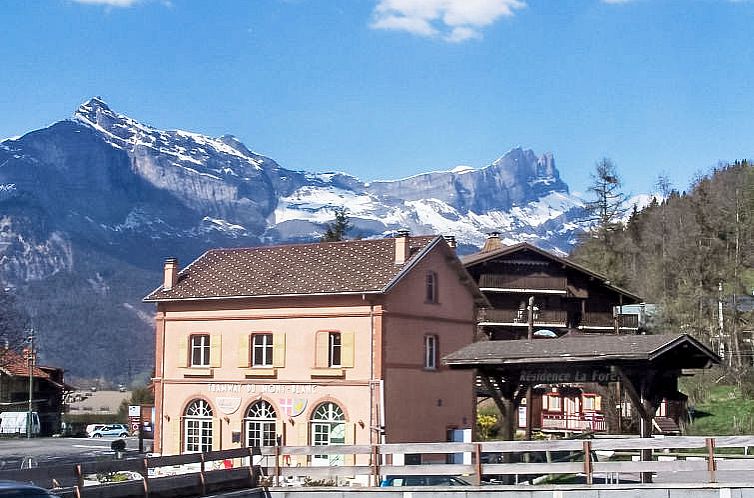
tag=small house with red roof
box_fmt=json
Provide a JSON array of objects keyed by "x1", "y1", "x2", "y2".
[
  {"x1": 0, "y1": 348, "x2": 65, "y2": 436},
  {"x1": 144, "y1": 233, "x2": 484, "y2": 461}
]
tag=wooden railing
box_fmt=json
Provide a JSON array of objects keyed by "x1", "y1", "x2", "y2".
[
  {"x1": 0, "y1": 447, "x2": 264, "y2": 498},
  {"x1": 258, "y1": 436, "x2": 754, "y2": 486},
  {"x1": 541, "y1": 414, "x2": 607, "y2": 432},
  {"x1": 478, "y1": 274, "x2": 567, "y2": 292},
  {"x1": 477, "y1": 308, "x2": 568, "y2": 325},
  {"x1": 477, "y1": 309, "x2": 639, "y2": 331},
  {"x1": 6, "y1": 436, "x2": 754, "y2": 492},
  {"x1": 581, "y1": 313, "x2": 639, "y2": 330}
]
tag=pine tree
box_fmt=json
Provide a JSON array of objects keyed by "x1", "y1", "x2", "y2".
[{"x1": 320, "y1": 207, "x2": 351, "y2": 242}]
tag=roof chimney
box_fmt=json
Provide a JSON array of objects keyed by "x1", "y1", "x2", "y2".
[
  {"x1": 163, "y1": 257, "x2": 179, "y2": 291},
  {"x1": 481, "y1": 232, "x2": 502, "y2": 253},
  {"x1": 443, "y1": 235, "x2": 457, "y2": 252},
  {"x1": 395, "y1": 229, "x2": 410, "y2": 265}
]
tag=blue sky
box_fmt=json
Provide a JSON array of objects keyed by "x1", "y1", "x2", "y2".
[{"x1": 1, "y1": 0, "x2": 753, "y2": 196}]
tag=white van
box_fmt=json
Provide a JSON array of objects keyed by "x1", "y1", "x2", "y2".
[{"x1": 0, "y1": 411, "x2": 40, "y2": 435}]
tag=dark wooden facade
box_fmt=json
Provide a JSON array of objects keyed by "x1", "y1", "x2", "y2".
[
  {"x1": 463, "y1": 238, "x2": 642, "y2": 341},
  {"x1": 462, "y1": 236, "x2": 644, "y2": 435}
]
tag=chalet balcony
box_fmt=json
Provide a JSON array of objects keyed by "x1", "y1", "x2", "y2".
[
  {"x1": 478, "y1": 273, "x2": 567, "y2": 294},
  {"x1": 540, "y1": 413, "x2": 606, "y2": 433},
  {"x1": 580, "y1": 312, "x2": 639, "y2": 331},
  {"x1": 477, "y1": 308, "x2": 567, "y2": 326},
  {"x1": 477, "y1": 308, "x2": 640, "y2": 331}
]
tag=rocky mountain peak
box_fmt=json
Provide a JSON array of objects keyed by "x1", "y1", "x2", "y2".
[{"x1": 75, "y1": 96, "x2": 115, "y2": 123}]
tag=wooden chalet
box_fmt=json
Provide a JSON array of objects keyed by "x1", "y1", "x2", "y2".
[
  {"x1": 462, "y1": 234, "x2": 642, "y2": 341},
  {"x1": 461, "y1": 234, "x2": 655, "y2": 436}
]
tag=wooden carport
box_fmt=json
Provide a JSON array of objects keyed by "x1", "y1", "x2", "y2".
[{"x1": 443, "y1": 333, "x2": 720, "y2": 482}]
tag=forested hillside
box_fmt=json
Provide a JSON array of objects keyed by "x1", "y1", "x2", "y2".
[{"x1": 571, "y1": 160, "x2": 754, "y2": 376}]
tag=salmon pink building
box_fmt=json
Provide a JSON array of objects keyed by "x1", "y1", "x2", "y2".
[{"x1": 144, "y1": 233, "x2": 483, "y2": 459}]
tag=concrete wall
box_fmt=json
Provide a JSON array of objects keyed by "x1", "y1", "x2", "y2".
[{"x1": 267, "y1": 484, "x2": 754, "y2": 498}]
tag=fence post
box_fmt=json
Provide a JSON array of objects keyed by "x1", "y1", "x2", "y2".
[
  {"x1": 247, "y1": 447, "x2": 257, "y2": 488},
  {"x1": 582, "y1": 440, "x2": 593, "y2": 485},
  {"x1": 474, "y1": 443, "x2": 482, "y2": 486},
  {"x1": 706, "y1": 437, "x2": 716, "y2": 483},
  {"x1": 74, "y1": 464, "x2": 83, "y2": 498},
  {"x1": 274, "y1": 445, "x2": 281, "y2": 487},
  {"x1": 199, "y1": 453, "x2": 207, "y2": 496},
  {"x1": 371, "y1": 445, "x2": 381, "y2": 487},
  {"x1": 141, "y1": 457, "x2": 150, "y2": 498}
]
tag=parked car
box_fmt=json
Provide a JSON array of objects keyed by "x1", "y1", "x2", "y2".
[
  {"x1": 85, "y1": 424, "x2": 106, "y2": 437},
  {"x1": 0, "y1": 480, "x2": 60, "y2": 497},
  {"x1": 89, "y1": 424, "x2": 130, "y2": 438},
  {"x1": 380, "y1": 475, "x2": 471, "y2": 487}
]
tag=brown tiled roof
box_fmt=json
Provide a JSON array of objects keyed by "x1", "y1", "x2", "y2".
[
  {"x1": 443, "y1": 334, "x2": 719, "y2": 368},
  {"x1": 0, "y1": 349, "x2": 51, "y2": 380},
  {"x1": 145, "y1": 236, "x2": 440, "y2": 301}
]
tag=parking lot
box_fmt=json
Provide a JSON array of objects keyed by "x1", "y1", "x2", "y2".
[{"x1": 0, "y1": 435, "x2": 149, "y2": 471}]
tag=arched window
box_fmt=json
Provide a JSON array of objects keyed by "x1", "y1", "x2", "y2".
[
  {"x1": 311, "y1": 402, "x2": 345, "y2": 466},
  {"x1": 245, "y1": 400, "x2": 277, "y2": 448},
  {"x1": 184, "y1": 399, "x2": 213, "y2": 453}
]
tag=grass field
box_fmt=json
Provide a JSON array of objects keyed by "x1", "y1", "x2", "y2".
[{"x1": 686, "y1": 385, "x2": 754, "y2": 435}]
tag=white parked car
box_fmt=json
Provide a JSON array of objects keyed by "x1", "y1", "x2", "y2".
[{"x1": 85, "y1": 424, "x2": 106, "y2": 437}]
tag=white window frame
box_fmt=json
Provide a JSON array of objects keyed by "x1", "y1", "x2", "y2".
[
  {"x1": 252, "y1": 333, "x2": 273, "y2": 367},
  {"x1": 184, "y1": 399, "x2": 213, "y2": 453},
  {"x1": 191, "y1": 334, "x2": 211, "y2": 367},
  {"x1": 245, "y1": 400, "x2": 277, "y2": 448},
  {"x1": 583, "y1": 395, "x2": 596, "y2": 411},
  {"x1": 424, "y1": 334, "x2": 438, "y2": 370}
]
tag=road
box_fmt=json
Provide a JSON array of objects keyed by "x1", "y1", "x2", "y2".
[{"x1": 0, "y1": 436, "x2": 152, "y2": 471}]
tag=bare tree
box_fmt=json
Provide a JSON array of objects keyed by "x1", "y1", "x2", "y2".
[{"x1": 0, "y1": 288, "x2": 31, "y2": 368}]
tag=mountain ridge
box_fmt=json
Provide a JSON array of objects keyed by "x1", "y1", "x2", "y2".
[{"x1": 0, "y1": 97, "x2": 588, "y2": 380}]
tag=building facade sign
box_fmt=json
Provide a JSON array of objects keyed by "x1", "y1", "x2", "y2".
[
  {"x1": 521, "y1": 369, "x2": 618, "y2": 383},
  {"x1": 207, "y1": 383, "x2": 318, "y2": 395}
]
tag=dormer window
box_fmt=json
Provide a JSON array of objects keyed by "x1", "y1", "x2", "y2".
[{"x1": 425, "y1": 271, "x2": 438, "y2": 303}]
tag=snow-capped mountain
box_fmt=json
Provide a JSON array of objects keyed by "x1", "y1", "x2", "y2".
[{"x1": 0, "y1": 97, "x2": 586, "y2": 380}]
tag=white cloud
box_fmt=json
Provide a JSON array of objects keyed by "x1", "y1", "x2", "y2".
[
  {"x1": 71, "y1": 0, "x2": 141, "y2": 6},
  {"x1": 371, "y1": 0, "x2": 526, "y2": 43}
]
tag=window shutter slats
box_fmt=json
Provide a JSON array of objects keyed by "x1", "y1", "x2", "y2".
[
  {"x1": 173, "y1": 418, "x2": 182, "y2": 454},
  {"x1": 341, "y1": 331, "x2": 354, "y2": 368},
  {"x1": 210, "y1": 334, "x2": 222, "y2": 368},
  {"x1": 343, "y1": 422, "x2": 356, "y2": 466},
  {"x1": 212, "y1": 417, "x2": 221, "y2": 451},
  {"x1": 314, "y1": 331, "x2": 329, "y2": 368},
  {"x1": 273, "y1": 332, "x2": 286, "y2": 368},
  {"x1": 238, "y1": 334, "x2": 250, "y2": 368},
  {"x1": 177, "y1": 336, "x2": 188, "y2": 368}
]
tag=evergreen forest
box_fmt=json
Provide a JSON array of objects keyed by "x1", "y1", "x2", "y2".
[{"x1": 571, "y1": 160, "x2": 754, "y2": 395}]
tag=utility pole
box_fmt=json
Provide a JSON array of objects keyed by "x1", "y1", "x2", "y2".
[
  {"x1": 26, "y1": 328, "x2": 35, "y2": 439},
  {"x1": 525, "y1": 296, "x2": 535, "y2": 440}
]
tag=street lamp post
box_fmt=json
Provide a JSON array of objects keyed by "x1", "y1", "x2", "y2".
[{"x1": 27, "y1": 328, "x2": 34, "y2": 439}]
